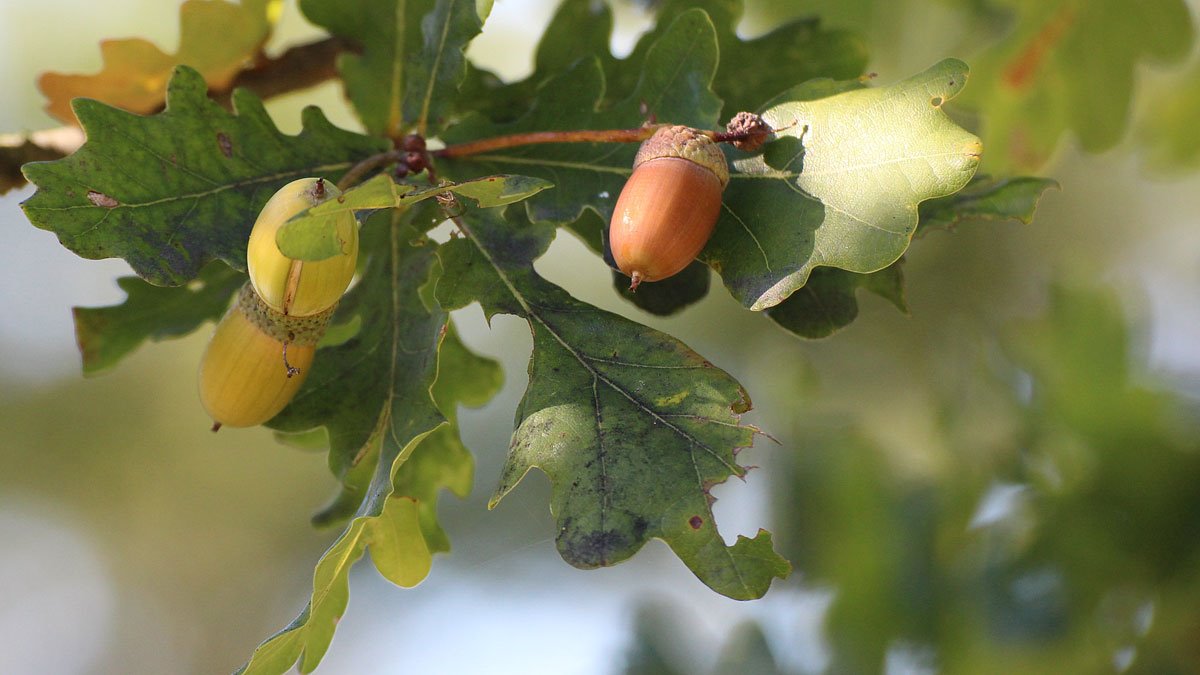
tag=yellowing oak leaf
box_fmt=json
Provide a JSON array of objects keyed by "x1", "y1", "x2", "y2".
[{"x1": 39, "y1": 0, "x2": 279, "y2": 125}]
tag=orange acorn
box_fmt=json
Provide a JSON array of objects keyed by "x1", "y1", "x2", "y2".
[{"x1": 609, "y1": 125, "x2": 729, "y2": 289}]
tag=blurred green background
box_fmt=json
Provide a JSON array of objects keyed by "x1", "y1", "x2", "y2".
[{"x1": 2, "y1": 1, "x2": 1199, "y2": 673}]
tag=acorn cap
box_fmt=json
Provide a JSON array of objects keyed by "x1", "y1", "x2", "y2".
[{"x1": 634, "y1": 125, "x2": 729, "y2": 187}]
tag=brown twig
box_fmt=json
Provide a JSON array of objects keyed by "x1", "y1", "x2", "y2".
[
  {"x1": 214, "y1": 37, "x2": 349, "y2": 107},
  {"x1": 435, "y1": 126, "x2": 663, "y2": 159},
  {"x1": 336, "y1": 150, "x2": 406, "y2": 191}
]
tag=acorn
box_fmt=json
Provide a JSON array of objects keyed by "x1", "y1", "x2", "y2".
[
  {"x1": 199, "y1": 283, "x2": 334, "y2": 429},
  {"x1": 246, "y1": 177, "x2": 358, "y2": 317},
  {"x1": 199, "y1": 177, "x2": 357, "y2": 430},
  {"x1": 609, "y1": 125, "x2": 730, "y2": 290}
]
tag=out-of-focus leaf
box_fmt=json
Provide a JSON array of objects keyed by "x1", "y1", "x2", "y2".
[
  {"x1": 781, "y1": 434, "x2": 943, "y2": 673},
  {"x1": 300, "y1": 0, "x2": 490, "y2": 138},
  {"x1": 959, "y1": 0, "x2": 1193, "y2": 171},
  {"x1": 22, "y1": 66, "x2": 388, "y2": 287},
  {"x1": 443, "y1": 10, "x2": 722, "y2": 225},
  {"x1": 72, "y1": 262, "x2": 245, "y2": 375},
  {"x1": 1139, "y1": 65, "x2": 1200, "y2": 172},
  {"x1": 243, "y1": 215, "x2": 498, "y2": 674},
  {"x1": 622, "y1": 603, "x2": 689, "y2": 675},
  {"x1": 712, "y1": 622, "x2": 785, "y2": 675},
  {"x1": 436, "y1": 207, "x2": 790, "y2": 600},
  {"x1": 38, "y1": 0, "x2": 278, "y2": 125},
  {"x1": 275, "y1": 173, "x2": 552, "y2": 261},
  {"x1": 707, "y1": 59, "x2": 981, "y2": 311},
  {"x1": 916, "y1": 174, "x2": 1058, "y2": 237},
  {"x1": 765, "y1": 262, "x2": 907, "y2": 340}
]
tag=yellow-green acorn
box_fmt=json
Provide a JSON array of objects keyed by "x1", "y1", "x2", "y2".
[
  {"x1": 247, "y1": 177, "x2": 358, "y2": 317},
  {"x1": 609, "y1": 125, "x2": 729, "y2": 290},
  {"x1": 199, "y1": 177, "x2": 357, "y2": 430}
]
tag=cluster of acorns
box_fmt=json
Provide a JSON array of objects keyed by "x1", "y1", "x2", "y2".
[
  {"x1": 199, "y1": 177, "x2": 358, "y2": 430},
  {"x1": 198, "y1": 116, "x2": 770, "y2": 429}
]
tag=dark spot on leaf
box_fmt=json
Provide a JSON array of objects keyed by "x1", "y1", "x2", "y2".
[
  {"x1": 86, "y1": 190, "x2": 118, "y2": 208},
  {"x1": 216, "y1": 132, "x2": 233, "y2": 158},
  {"x1": 689, "y1": 516, "x2": 703, "y2": 530},
  {"x1": 633, "y1": 517, "x2": 648, "y2": 539},
  {"x1": 559, "y1": 528, "x2": 631, "y2": 568}
]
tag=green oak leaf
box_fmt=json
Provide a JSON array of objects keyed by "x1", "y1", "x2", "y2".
[
  {"x1": 461, "y1": 0, "x2": 865, "y2": 124},
  {"x1": 242, "y1": 213, "x2": 498, "y2": 675},
  {"x1": 958, "y1": 0, "x2": 1193, "y2": 171},
  {"x1": 916, "y1": 174, "x2": 1058, "y2": 236},
  {"x1": 442, "y1": 9, "x2": 722, "y2": 225},
  {"x1": 300, "y1": 0, "x2": 491, "y2": 138},
  {"x1": 706, "y1": 58, "x2": 982, "y2": 310},
  {"x1": 436, "y1": 207, "x2": 790, "y2": 600},
  {"x1": 21, "y1": 66, "x2": 388, "y2": 287},
  {"x1": 276, "y1": 173, "x2": 552, "y2": 261},
  {"x1": 609, "y1": 0, "x2": 868, "y2": 118},
  {"x1": 765, "y1": 263, "x2": 907, "y2": 340},
  {"x1": 72, "y1": 262, "x2": 245, "y2": 375},
  {"x1": 266, "y1": 214, "x2": 446, "y2": 522},
  {"x1": 458, "y1": 0, "x2": 618, "y2": 123}
]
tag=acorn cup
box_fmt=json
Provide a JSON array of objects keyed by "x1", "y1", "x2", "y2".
[
  {"x1": 608, "y1": 125, "x2": 730, "y2": 290},
  {"x1": 199, "y1": 177, "x2": 358, "y2": 430}
]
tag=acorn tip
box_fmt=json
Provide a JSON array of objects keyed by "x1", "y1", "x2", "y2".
[{"x1": 210, "y1": 421, "x2": 222, "y2": 433}]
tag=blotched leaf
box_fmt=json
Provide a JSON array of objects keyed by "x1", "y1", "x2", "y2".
[
  {"x1": 959, "y1": 0, "x2": 1193, "y2": 171},
  {"x1": 38, "y1": 0, "x2": 277, "y2": 125},
  {"x1": 706, "y1": 58, "x2": 982, "y2": 310},
  {"x1": 72, "y1": 262, "x2": 245, "y2": 375},
  {"x1": 765, "y1": 263, "x2": 907, "y2": 340},
  {"x1": 916, "y1": 174, "x2": 1058, "y2": 236},
  {"x1": 436, "y1": 207, "x2": 790, "y2": 600},
  {"x1": 22, "y1": 66, "x2": 388, "y2": 286},
  {"x1": 276, "y1": 173, "x2": 552, "y2": 261},
  {"x1": 242, "y1": 213, "x2": 498, "y2": 674},
  {"x1": 442, "y1": 9, "x2": 723, "y2": 225},
  {"x1": 301, "y1": 0, "x2": 490, "y2": 138}
]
